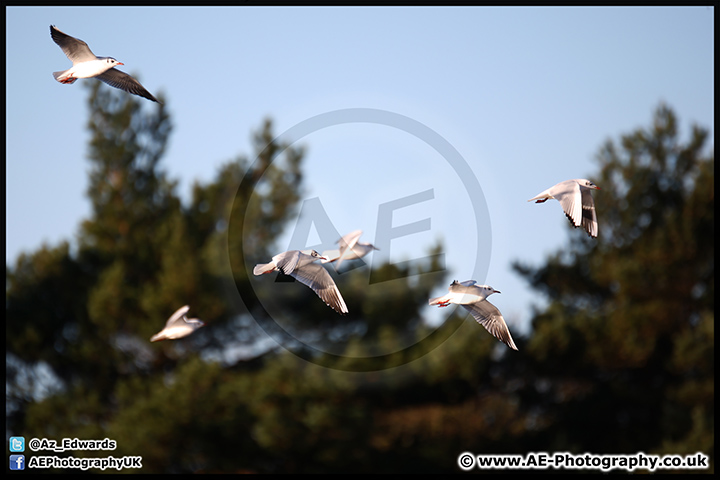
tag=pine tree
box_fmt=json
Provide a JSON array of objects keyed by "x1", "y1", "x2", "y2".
[{"x1": 511, "y1": 104, "x2": 714, "y2": 465}]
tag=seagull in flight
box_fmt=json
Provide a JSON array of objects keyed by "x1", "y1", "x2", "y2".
[
  {"x1": 528, "y1": 178, "x2": 600, "y2": 238},
  {"x1": 50, "y1": 25, "x2": 160, "y2": 103},
  {"x1": 429, "y1": 280, "x2": 518, "y2": 350},
  {"x1": 254, "y1": 249, "x2": 349, "y2": 314},
  {"x1": 321, "y1": 230, "x2": 379, "y2": 270},
  {"x1": 150, "y1": 305, "x2": 205, "y2": 342}
]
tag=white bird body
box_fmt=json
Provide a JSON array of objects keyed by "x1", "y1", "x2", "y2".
[
  {"x1": 429, "y1": 280, "x2": 518, "y2": 350},
  {"x1": 528, "y1": 178, "x2": 600, "y2": 238},
  {"x1": 254, "y1": 249, "x2": 349, "y2": 314},
  {"x1": 321, "y1": 230, "x2": 378, "y2": 269},
  {"x1": 50, "y1": 25, "x2": 160, "y2": 103},
  {"x1": 53, "y1": 58, "x2": 118, "y2": 82},
  {"x1": 150, "y1": 305, "x2": 205, "y2": 342}
]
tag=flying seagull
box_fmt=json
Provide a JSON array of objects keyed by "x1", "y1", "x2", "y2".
[
  {"x1": 50, "y1": 25, "x2": 160, "y2": 103},
  {"x1": 150, "y1": 305, "x2": 205, "y2": 342},
  {"x1": 429, "y1": 280, "x2": 518, "y2": 350},
  {"x1": 528, "y1": 178, "x2": 600, "y2": 238},
  {"x1": 321, "y1": 230, "x2": 379, "y2": 269},
  {"x1": 254, "y1": 249, "x2": 349, "y2": 314}
]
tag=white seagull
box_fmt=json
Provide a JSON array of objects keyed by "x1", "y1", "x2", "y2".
[
  {"x1": 429, "y1": 280, "x2": 518, "y2": 350},
  {"x1": 150, "y1": 305, "x2": 205, "y2": 342},
  {"x1": 528, "y1": 179, "x2": 600, "y2": 238},
  {"x1": 50, "y1": 25, "x2": 160, "y2": 103},
  {"x1": 253, "y1": 249, "x2": 349, "y2": 314},
  {"x1": 321, "y1": 230, "x2": 379, "y2": 269}
]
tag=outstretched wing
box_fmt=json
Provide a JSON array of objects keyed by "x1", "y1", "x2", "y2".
[
  {"x1": 462, "y1": 301, "x2": 518, "y2": 350},
  {"x1": 580, "y1": 188, "x2": 598, "y2": 237},
  {"x1": 336, "y1": 230, "x2": 363, "y2": 269},
  {"x1": 164, "y1": 305, "x2": 190, "y2": 328},
  {"x1": 289, "y1": 262, "x2": 348, "y2": 314},
  {"x1": 96, "y1": 68, "x2": 160, "y2": 103},
  {"x1": 557, "y1": 181, "x2": 583, "y2": 229},
  {"x1": 449, "y1": 279, "x2": 480, "y2": 295},
  {"x1": 50, "y1": 25, "x2": 96, "y2": 63}
]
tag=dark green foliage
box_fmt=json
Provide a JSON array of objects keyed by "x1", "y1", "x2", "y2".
[
  {"x1": 511, "y1": 104, "x2": 714, "y2": 467},
  {"x1": 6, "y1": 88, "x2": 713, "y2": 473}
]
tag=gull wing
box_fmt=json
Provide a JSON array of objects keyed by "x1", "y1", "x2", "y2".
[
  {"x1": 336, "y1": 230, "x2": 362, "y2": 269},
  {"x1": 580, "y1": 188, "x2": 598, "y2": 237},
  {"x1": 557, "y1": 181, "x2": 583, "y2": 228},
  {"x1": 462, "y1": 301, "x2": 518, "y2": 350},
  {"x1": 96, "y1": 68, "x2": 160, "y2": 103},
  {"x1": 448, "y1": 280, "x2": 482, "y2": 296},
  {"x1": 164, "y1": 305, "x2": 190, "y2": 328},
  {"x1": 289, "y1": 262, "x2": 348, "y2": 314},
  {"x1": 50, "y1": 25, "x2": 97, "y2": 63}
]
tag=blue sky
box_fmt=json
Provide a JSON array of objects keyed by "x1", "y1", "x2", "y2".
[{"x1": 5, "y1": 6, "x2": 714, "y2": 340}]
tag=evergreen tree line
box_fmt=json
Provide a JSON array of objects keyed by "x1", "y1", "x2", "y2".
[{"x1": 6, "y1": 83, "x2": 713, "y2": 473}]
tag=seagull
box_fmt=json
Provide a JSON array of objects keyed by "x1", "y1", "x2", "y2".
[
  {"x1": 429, "y1": 280, "x2": 518, "y2": 350},
  {"x1": 50, "y1": 25, "x2": 160, "y2": 103},
  {"x1": 528, "y1": 179, "x2": 600, "y2": 238},
  {"x1": 321, "y1": 230, "x2": 379, "y2": 269},
  {"x1": 253, "y1": 249, "x2": 349, "y2": 314},
  {"x1": 150, "y1": 305, "x2": 205, "y2": 342}
]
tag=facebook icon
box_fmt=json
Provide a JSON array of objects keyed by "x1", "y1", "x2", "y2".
[{"x1": 9, "y1": 454, "x2": 25, "y2": 470}]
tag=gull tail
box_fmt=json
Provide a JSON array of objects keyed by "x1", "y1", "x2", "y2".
[
  {"x1": 527, "y1": 193, "x2": 549, "y2": 203},
  {"x1": 53, "y1": 70, "x2": 76, "y2": 84},
  {"x1": 253, "y1": 263, "x2": 277, "y2": 276},
  {"x1": 429, "y1": 295, "x2": 450, "y2": 306}
]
